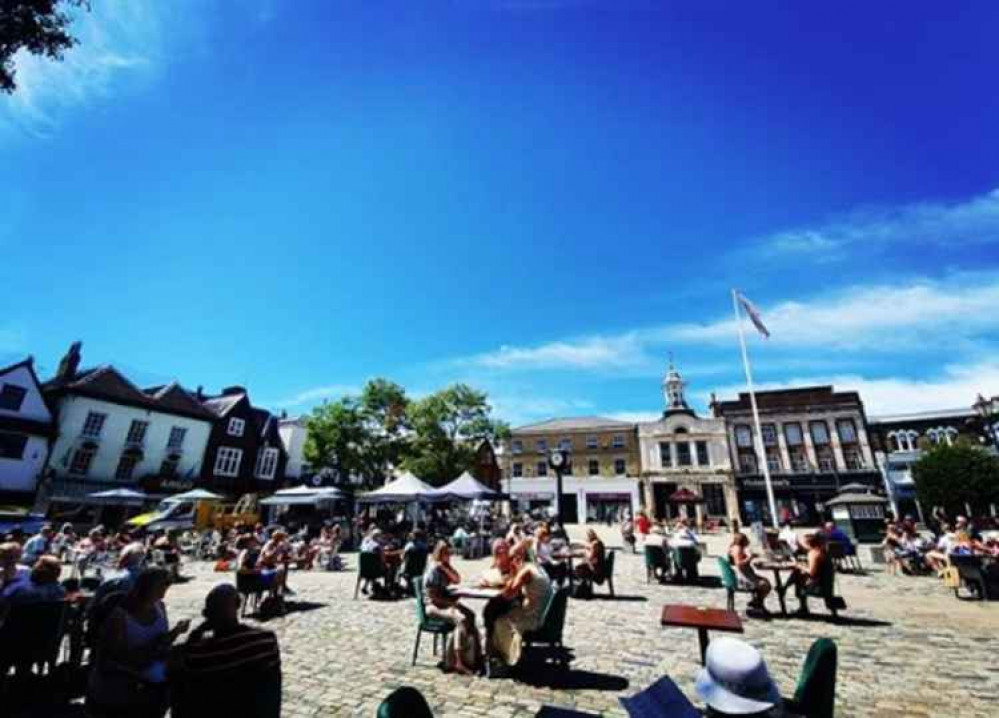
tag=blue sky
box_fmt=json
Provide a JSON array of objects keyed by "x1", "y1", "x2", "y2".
[{"x1": 2, "y1": 1, "x2": 998, "y2": 424}]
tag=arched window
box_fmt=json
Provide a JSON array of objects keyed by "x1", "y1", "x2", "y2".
[{"x1": 905, "y1": 430, "x2": 919, "y2": 451}]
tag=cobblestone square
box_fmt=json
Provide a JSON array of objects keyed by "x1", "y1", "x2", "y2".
[{"x1": 162, "y1": 531, "x2": 999, "y2": 717}]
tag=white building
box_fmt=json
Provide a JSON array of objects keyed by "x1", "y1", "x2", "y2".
[
  {"x1": 0, "y1": 357, "x2": 54, "y2": 501},
  {"x1": 278, "y1": 415, "x2": 311, "y2": 481},
  {"x1": 638, "y1": 361, "x2": 738, "y2": 524},
  {"x1": 41, "y1": 343, "x2": 214, "y2": 505}
]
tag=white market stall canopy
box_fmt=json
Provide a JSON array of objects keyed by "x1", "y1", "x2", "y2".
[
  {"x1": 356, "y1": 471, "x2": 435, "y2": 504},
  {"x1": 87, "y1": 488, "x2": 149, "y2": 506},
  {"x1": 427, "y1": 471, "x2": 508, "y2": 502},
  {"x1": 259, "y1": 485, "x2": 345, "y2": 507},
  {"x1": 165, "y1": 488, "x2": 223, "y2": 502}
]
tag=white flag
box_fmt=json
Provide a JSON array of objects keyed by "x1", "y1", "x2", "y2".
[{"x1": 736, "y1": 292, "x2": 770, "y2": 339}]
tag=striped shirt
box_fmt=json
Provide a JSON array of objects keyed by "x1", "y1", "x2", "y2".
[{"x1": 181, "y1": 624, "x2": 281, "y2": 676}]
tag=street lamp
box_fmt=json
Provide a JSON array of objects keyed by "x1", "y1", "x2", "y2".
[{"x1": 549, "y1": 449, "x2": 568, "y2": 530}]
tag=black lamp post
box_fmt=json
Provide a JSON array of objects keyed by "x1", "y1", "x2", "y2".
[{"x1": 549, "y1": 449, "x2": 568, "y2": 529}]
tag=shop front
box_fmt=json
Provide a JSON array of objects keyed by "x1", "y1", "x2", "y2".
[
  {"x1": 508, "y1": 476, "x2": 640, "y2": 525},
  {"x1": 736, "y1": 471, "x2": 882, "y2": 526}
]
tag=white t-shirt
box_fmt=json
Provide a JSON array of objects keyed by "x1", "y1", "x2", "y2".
[{"x1": 937, "y1": 532, "x2": 957, "y2": 553}]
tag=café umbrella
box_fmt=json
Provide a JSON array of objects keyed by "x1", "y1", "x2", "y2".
[
  {"x1": 426, "y1": 471, "x2": 508, "y2": 502},
  {"x1": 87, "y1": 488, "x2": 149, "y2": 506},
  {"x1": 355, "y1": 471, "x2": 435, "y2": 504}
]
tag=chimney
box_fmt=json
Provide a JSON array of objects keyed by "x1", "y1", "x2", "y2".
[
  {"x1": 195, "y1": 385, "x2": 204, "y2": 401},
  {"x1": 280, "y1": 410, "x2": 288, "y2": 420},
  {"x1": 55, "y1": 341, "x2": 82, "y2": 381}
]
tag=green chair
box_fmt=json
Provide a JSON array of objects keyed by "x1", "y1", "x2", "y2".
[
  {"x1": 716, "y1": 557, "x2": 751, "y2": 612},
  {"x1": 522, "y1": 586, "x2": 571, "y2": 667},
  {"x1": 354, "y1": 551, "x2": 387, "y2": 599},
  {"x1": 598, "y1": 549, "x2": 616, "y2": 597},
  {"x1": 411, "y1": 577, "x2": 455, "y2": 666},
  {"x1": 798, "y1": 558, "x2": 846, "y2": 618},
  {"x1": 783, "y1": 638, "x2": 837, "y2": 718},
  {"x1": 377, "y1": 686, "x2": 435, "y2": 718},
  {"x1": 402, "y1": 547, "x2": 429, "y2": 596},
  {"x1": 644, "y1": 544, "x2": 669, "y2": 583}
]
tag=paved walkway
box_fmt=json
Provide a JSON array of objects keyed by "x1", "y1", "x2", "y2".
[{"x1": 159, "y1": 532, "x2": 999, "y2": 717}]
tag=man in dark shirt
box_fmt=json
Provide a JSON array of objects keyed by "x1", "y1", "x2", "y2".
[{"x1": 172, "y1": 583, "x2": 281, "y2": 718}]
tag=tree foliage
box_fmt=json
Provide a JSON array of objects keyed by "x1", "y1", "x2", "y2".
[
  {"x1": 912, "y1": 443, "x2": 999, "y2": 516},
  {"x1": 1, "y1": 1, "x2": 88, "y2": 93},
  {"x1": 302, "y1": 379, "x2": 507, "y2": 488}
]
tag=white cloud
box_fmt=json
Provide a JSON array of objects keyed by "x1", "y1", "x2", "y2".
[
  {"x1": 272, "y1": 384, "x2": 358, "y2": 408},
  {"x1": 469, "y1": 333, "x2": 647, "y2": 371},
  {"x1": 489, "y1": 395, "x2": 595, "y2": 427},
  {"x1": 761, "y1": 187, "x2": 999, "y2": 257},
  {"x1": 605, "y1": 411, "x2": 661, "y2": 423},
  {"x1": 706, "y1": 361, "x2": 999, "y2": 417}
]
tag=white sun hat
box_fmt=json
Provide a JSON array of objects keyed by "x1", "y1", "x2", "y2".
[{"x1": 695, "y1": 637, "x2": 781, "y2": 715}]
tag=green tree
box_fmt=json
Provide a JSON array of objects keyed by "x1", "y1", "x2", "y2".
[
  {"x1": 358, "y1": 378, "x2": 410, "y2": 485},
  {"x1": 912, "y1": 443, "x2": 999, "y2": 516},
  {"x1": 402, "y1": 384, "x2": 509, "y2": 486},
  {"x1": 1, "y1": 1, "x2": 88, "y2": 93},
  {"x1": 303, "y1": 397, "x2": 369, "y2": 486}
]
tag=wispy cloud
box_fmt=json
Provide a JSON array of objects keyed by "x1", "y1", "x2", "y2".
[
  {"x1": 706, "y1": 361, "x2": 999, "y2": 417},
  {"x1": 0, "y1": 1, "x2": 196, "y2": 138},
  {"x1": 760, "y1": 187, "x2": 999, "y2": 259},
  {"x1": 468, "y1": 333, "x2": 648, "y2": 371},
  {"x1": 272, "y1": 384, "x2": 358, "y2": 408}
]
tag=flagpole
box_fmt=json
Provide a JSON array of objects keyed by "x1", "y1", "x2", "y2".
[{"x1": 732, "y1": 289, "x2": 780, "y2": 530}]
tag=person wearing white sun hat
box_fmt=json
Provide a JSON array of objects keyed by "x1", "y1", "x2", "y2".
[{"x1": 695, "y1": 637, "x2": 781, "y2": 716}]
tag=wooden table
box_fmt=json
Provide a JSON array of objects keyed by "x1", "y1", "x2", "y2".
[
  {"x1": 754, "y1": 560, "x2": 800, "y2": 616},
  {"x1": 660, "y1": 604, "x2": 744, "y2": 665},
  {"x1": 552, "y1": 549, "x2": 585, "y2": 589}
]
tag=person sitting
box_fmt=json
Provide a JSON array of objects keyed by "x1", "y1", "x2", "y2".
[
  {"x1": 489, "y1": 540, "x2": 552, "y2": 673},
  {"x1": 153, "y1": 530, "x2": 182, "y2": 580},
  {"x1": 87, "y1": 568, "x2": 191, "y2": 718},
  {"x1": 4, "y1": 555, "x2": 67, "y2": 606},
  {"x1": 573, "y1": 528, "x2": 607, "y2": 596},
  {"x1": 532, "y1": 523, "x2": 567, "y2": 585},
  {"x1": 823, "y1": 521, "x2": 854, "y2": 553},
  {"x1": 778, "y1": 523, "x2": 802, "y2": 557},
  {"x1": 422, "y1": 541, "x2": 482, "y2": 675},
  {"x1": 924, "y1": 524, "x2": 957, "y2": 574},
  {"x1": 317, "y1": 525, "x2": 344, "y2": 570},
  {"x1": 695, "y1": 637, "x2": 781, "y2": 717},
  {"x1": 259, "y1": 530, "x2": 295, "y2": 593},
  {"x1": 51, "y1": 523, "x2": 78, "y2": 561},
  {"x1": 171, "y1": 583, "x2": 281, "y2": 718},
  {"x1": 728, "y1": 533, "x2": 771, "y2": 614},
  {"x1": 0, "y1": 541, "x2": 31, "y2": 600},
  {"x1": 21, "y1": 524, "x2": 54, "y2": 565},
  {"x1": 788, "y1": 531, "x2": 830, "y2": 615},
  {"x1": 237, "y1": 535, "x2": 287, "y2": 600},
  {"x1": 506, "y1": 522, "x2": 526, "y2": 545},
  {"x1": 94, "y1": 543, "x2": 148, "y2": 605}
]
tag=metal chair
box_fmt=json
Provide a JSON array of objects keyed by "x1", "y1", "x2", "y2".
[
  {"x1": 411, "y1": 577, "x2": 454, "y2": 666},
  {"x1": 783, "y1": 638, "x2": 838, "y2": 718}
]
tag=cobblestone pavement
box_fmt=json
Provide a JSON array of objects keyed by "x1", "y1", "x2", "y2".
[{"x1": 163, "y1": 531, "x2": 999, "y2": 718}]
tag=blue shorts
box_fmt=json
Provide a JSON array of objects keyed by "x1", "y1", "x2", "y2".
[{"x1": 260, "y1": 568, "x2": 279, "y2": 587}]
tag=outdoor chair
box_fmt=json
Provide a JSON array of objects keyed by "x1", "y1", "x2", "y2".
[
  {"x1": 402, "y1": 548, "x2": 429, "y2": 597},
  {"x1": 0, "y1": 600, "x2": 68, "y2": 678},
  {"x1": 522, "y1": 586, "x2": 571, "y2": 667},
  {"x1": 411, "y1": 577, "x2": 455, "y2": 666},
  {"x1": 828, "y1": 541, "x2": 863, "y2": 574},
  {"x1": 618, "y1": 675, "x2": 699, "y2": 718},
  {"x1": 671, "y1": 546, "x2": 700, "y2": 583},
  {"x1": 716, "y1": 557, "x2": 752, "y2": 612},
  {"x1": 797, "y1": 559, "x2": 846, "y2": 619},
  {"x1": 597, "y1": 549, "x2": 616, "y2": 597},
  {"x1": 236, "y1": 570, "x2": 268, "y2": 616},
  {"x1": 783, "y1": 637, "x2": 838, "y2": 718},
  {"x1": 378, "y1": 686, "x2": 435, "y2": 718},
  {"x1": 644, "y1": 544, "x2": 670, "y2": 584},
  {"x1": 949, "y1": 554, "x2": 992, "y2": 600},
  {"x1": 355, "y1": 551, "x2": 388, "y2": 599}
]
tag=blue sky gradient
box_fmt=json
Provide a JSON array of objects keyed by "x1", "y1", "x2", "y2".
[{"x1": 3, "y1": 1, "x2": 998, "y2": 424}]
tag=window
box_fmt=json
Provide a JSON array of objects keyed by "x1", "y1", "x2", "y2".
[
  {"x1": 115, "y1": 453, "x2": 141, "y2": 480},
  {"x1": 167, "y1": 427, "x2": 187, "y2": 449},
  {"x1": 160, "y1": 456, "x2": 180, "y2": 478},
  {"x1": 558, "y1": 438, "x2": 572, "y2": 452},
  {"x1": 735, "y1": 425, "x2": 753, "y2": 448},
  {"x1": 765, "y1": 451, "x2": 782, "y2": 473},
  {"x1": 512, "y1": 462, "x2": 523, "y2": 478},
  {"x1": 586, "y1": 435, "x2": 598, "y2": 449},
  {"x1": 0, "y1": 384, "x2": 27, "y2": 412},
  {"x1": 612, "y1": 434, "x2": 625, "y2": 448},
  {"x1": 81, "y1": 412, "x2": 107, "y2": 439},
  {"x1": 0, "y1": 432, "x2": 28, "y2": 460},
  {"x1": 536, "y1": 462, "x2": 548, "y2": 477},
  {"x1": 784, "y1": 423, "x2": 803, "y2": 447},
  {"x1": 227, "y1": 417, "x2": 245, "y2": 437},
  {"x1": 126, "y1": 420, "x2": 149, "y2": 445},
  {"x1": 696, "y1": 441, "x2": 709, "y2": 466},
  {"x1": 738, "y1": 453, "x2": 757, "y2": 474},
  {"x1": 790, "y1": 448, "x2": 809, "y2": 472},
  {"x1": 761, "y1": 424, "x2": 777, "y2": 446},
  {"x1": 676, "y1": 442, "x2": 692, "y2": 466},
  {"x1": 659, "y1": 442, "x2": 672, "y2": 468},
  {"x1": 816, "y1": 446, "x2": 836, "y2": 472},
  {"x1": 535, "y1": 439, "x2": 548, "y2": 454},
  {"x1": 702, "y1": 483, "x2": 726, "y2": 516},
  {"x1": 255, "y1": 447, "x2": 279, "y2": 479},
  {"x1": 844, "y1": 449, "x2": 864, "y2": 470},
  {"x1": 69, "y1": 446, "x2": 97, "y2": 476},
  {"x1": 511, "y1": 440, "x2": 523, "y2": 454},
  {"x1": 614, "y1": 458, "x2": 627, "y2": 475},
  {"x1": 214, "y1": 447, "x2": 243, "y2": 477},
  {"x1": 836, "y1": 419, "x2": 857, "y2": 444},
  {"x1": 810, "y1": 421, "x2": 830, "y2": 445},
  {"x1": 588, "y1": 459, "x2": 599, "y2": 476}
]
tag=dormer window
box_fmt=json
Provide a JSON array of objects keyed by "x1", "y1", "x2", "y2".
[
  {"x1": 612, "y1": 434, "x2": 625, "y2": 448},
  {"x1": 0, "y1": 384, "x2": 27, "y2": 412},
  {"x1": 228, "y1": 417, "x2": 245, "y2": 437}
]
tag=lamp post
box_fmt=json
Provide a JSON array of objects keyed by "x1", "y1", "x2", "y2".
[{"x1": 549, "y1": 449, "x2": 568, "y2": 530}]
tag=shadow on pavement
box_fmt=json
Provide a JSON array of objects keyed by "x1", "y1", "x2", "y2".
[{"x1": 535, "y1": 707, "x2": 603, "y2": 717}]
